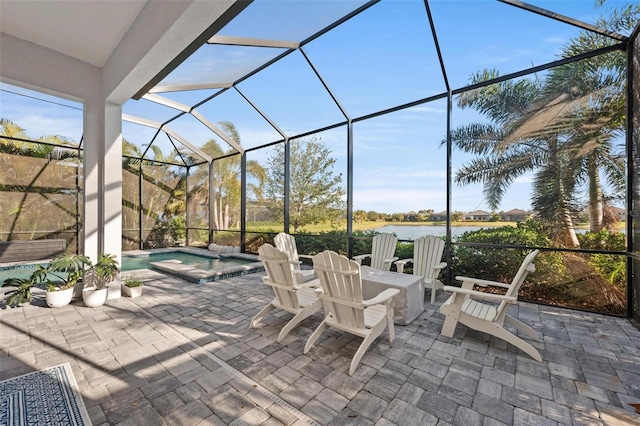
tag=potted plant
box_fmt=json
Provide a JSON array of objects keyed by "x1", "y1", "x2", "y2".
[
  {"x1": 1, "y1": 266, "x2": 48, "y2": 307},
  {"x1": 45, "y1": 254, "x2": 91, "y2": 308},
  {"x1": 121, "y1": 275, "x2": 143, "y2": 298},
  {"x1": 82, "y1": 253, "x2": 119, "y2": 307}
]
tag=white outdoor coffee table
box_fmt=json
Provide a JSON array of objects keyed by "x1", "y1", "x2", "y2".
[{"x1": 360, "y1": 265, "x2": 425, "y2": 325}]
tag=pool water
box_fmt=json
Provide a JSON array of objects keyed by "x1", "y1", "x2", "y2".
[
  {"x1": 0, "y1": 252, "x2": 255, "y2": 282},
  {"x1": 0, "y1": 264, "x2": 48, "y2": 283},
  {"x1": 122, "y1": 252, "x2": 254, "y2": 271}
]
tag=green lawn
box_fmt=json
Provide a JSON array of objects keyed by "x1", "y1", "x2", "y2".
[{"x1": 246, "y1": 220, "x2": 522, "y2": 233}]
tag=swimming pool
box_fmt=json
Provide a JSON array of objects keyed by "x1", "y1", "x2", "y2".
[
  {"x1": 0, "y1": 263, "x2": 48, "y2": 283},
  {"x1": 0, "y1": 249, "x2": 263, "y2": 285},
  {"x1": 122, "y1": 251, "x2": 253, "y2": 271},
  {"x1": 123, "y1": 248, "x2": 263, "y2": 283}
]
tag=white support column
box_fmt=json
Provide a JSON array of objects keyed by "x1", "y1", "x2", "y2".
[
  {"x1": 83, "y1": 99, "x2": 122, "y2": 260},
  {"x1": 83, "y1": 96, "x2": 102, "y2": 264},
  {"x1": 103, "y1": 103, "x2": 123, "y2": 266},
  {"x1": 84, "y1": 100, "x2": 122, "y2": 299}
]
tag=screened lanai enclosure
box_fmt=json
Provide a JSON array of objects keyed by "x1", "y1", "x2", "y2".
[{"x1": 1, "y1": 0, "x2": 640, "y2": 320}]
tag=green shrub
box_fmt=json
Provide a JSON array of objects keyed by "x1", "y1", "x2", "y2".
[
  {"x1": 450, "y1": 222, "x2": 559, "y2": 283},
  {"x1": 296, "y1": 230, "x2": 352, "y2": 256},
  {"x1": 212, "y1": 230, "x2": 241, "y2": 246},
  {"x1": 576, "y1": 230, "x2": 625, "y2": 251},
  {"x1": 589, "y1": 253, "x2": 626, "y2": 289},
  {"x1": 170, "y1": 216, "x2": 186, "y2": 241},
  {"x1": 577, "y1": 230, "x2": 626, "y2": 289},
  {"x1": 245, "y1": 232, "x2": 275, "y2": 253}
]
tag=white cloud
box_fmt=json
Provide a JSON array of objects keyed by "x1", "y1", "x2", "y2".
[{"x1": 544, "y1": 37, "x2": 566, "y2": 44}]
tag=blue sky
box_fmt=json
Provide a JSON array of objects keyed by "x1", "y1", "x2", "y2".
[{"x1": 0, "y1": 0, "x2": 631, "y2": 215}]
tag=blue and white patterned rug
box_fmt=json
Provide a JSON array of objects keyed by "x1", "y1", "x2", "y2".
[{"x1": 0, "y1": 362, "x2": 91, "y2": 425}]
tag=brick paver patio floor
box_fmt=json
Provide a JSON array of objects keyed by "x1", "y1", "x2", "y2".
[{"x1": 1, "y1": 268, "x2": 639, "y2": 425}]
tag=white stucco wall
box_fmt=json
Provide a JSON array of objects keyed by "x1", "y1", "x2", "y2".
[{"x1": 0, "y1": 0, "x2": 239, "y2": 264}]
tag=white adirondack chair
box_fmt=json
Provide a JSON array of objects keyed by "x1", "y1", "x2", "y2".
[
  {"x1": 305, "y1": 250, "x2": 400, "y2": 376},
  {"x1": 395, "y1": 235, "x2": 447, "y2": 303},
  {"x1": 274, "y1": 232, "x2": 316, "y2": 283},
  {"x1": 439, "y1": 249, "x2": 542, "y2": 361},
  {"x1": 250, "y1": 244, "x2": 322, "y2": 342},
  {"x1": 353, "y1": 233, "x2": 398, "y2": 271}
]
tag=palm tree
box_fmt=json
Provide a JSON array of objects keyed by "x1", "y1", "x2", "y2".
[
  {"x1": 536, "y1": 1, "x2": 635, "y2": 232},
  {"x1": 450, "y1": 2, "x2": 637, "y2": 245},
  {"x1": 450, "y1": 70, "x2": 581, "y2": 246},
  {"x1": 0, "y1": 119, "x2": 28, "y2": 151},
  {"x1": 191, "y1": 121, "x2": 265, "y2": 231},
  {"x1": 0, "y1": 119, "x2": 81, "y2": 242}
]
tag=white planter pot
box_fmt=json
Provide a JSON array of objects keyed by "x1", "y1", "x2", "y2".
[
  {"x1": 82, "y1": 287, "x2": 108, "y2": 307},
  {"x1": 121, "y1": 284, "x2": 143, "y2": 298},
  {"x1": 46, "y1": 287, "x2": 73, "y2": 308}
]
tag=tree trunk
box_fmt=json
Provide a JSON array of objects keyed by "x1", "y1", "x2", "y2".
[
  {"x1": 212, "y1": 194, "x2": 220, "y2": 229},
  {"x1": 588, "y1": 157, "x2": 603, "y2": 233},
  {"x1": 223, "y1": 202, "x2": 229, "y2": 230},
  {"x1": 561, "y1": 204, "x2": 580, "y2": 247},
  {"x1": 550, "y1": 136, "x2": 580, "y2": 247},
  {"x1": 217, "y1": 196, "x2": 224, "y2": 230}
]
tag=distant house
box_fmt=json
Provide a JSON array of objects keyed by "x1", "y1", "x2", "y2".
[
  {"x1": 405, "y1": 211, "x2": 418, "y2": 221},
  {"x1": 431, "y1": 211, "x2": 447, "y2": 221},
  {"x1": 464, "y1": 210, "x2": 491, "y2": 221},
  {"x1": 501, "y1": 208, "x2": 529, "y2": 222}
]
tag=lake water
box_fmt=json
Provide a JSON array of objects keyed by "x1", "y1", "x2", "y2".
[
  {"x1": 371, "y1": 224, "x2": 593, "y2": 241},
  {"x1": 371, "y1": 225, "x2": 481, "y2": 240}
]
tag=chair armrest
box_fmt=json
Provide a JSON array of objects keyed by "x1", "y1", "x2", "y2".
[
  {"x1": 455, "y1": 276, "x2": 511, "y2": 289},
  {"x1": 353, "y1": 254, "x2": 371, "y2": 264},
  {"x1": 385, "y1": 256, "x2": 399, "y2": 264},
  {"x1": 295, "y1": 279, "x2": 320, "y2": 289},
  {"x1": 433, "y1": 262, "x2": 447, "y2": 271},
  {"x1": 394, "y1": 258, "x2": 414, "y2": 274},
  {"x1": 443, "y1": 285, "x2": 517, "y2": 302},
  {"x1": 299, "y1": 254, "x2": 313, "y2": 260},
  {"x1": 363, "y1": 288, "x2": 400, "y2": 306}
]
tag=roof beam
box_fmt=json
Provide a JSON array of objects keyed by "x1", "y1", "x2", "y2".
[
  {"x1": 122, "y1": 113, "x2": 212, "y2": 162},
  {"x1": 141, "y1": 94, "x2": 245, "y2": 154},
  {"x1": 499, "y1": 0, "x2": 627, "y2": 41},
  {"x1": 191, "y1": 110, "x2": 245, "y2": 154},
  {"x1": 149, "y1": 82, "x2": 232, "y2": 93},
  {"x1": 142, "y1": 93, "x2": 191, "y2": 112},
  {"x1": 207, "y1": 35, "x2": 299, "y2": 49}
]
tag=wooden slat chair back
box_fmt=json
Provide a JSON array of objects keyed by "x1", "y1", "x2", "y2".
[
  {"x1": 274, "y1": 232, "x2": 316, "y2": 283},
  {"x1": 353, "y1": 232, "x2": 398, "y2": 271},
  {"x1": 250, "y1": 244, "x2": 321, "y2": 342},
  {"x1": 314, "y1": 250, "x2": 365, "y2": 329},
  {"x1": 274, "y1": 233, "x2": 301, "y2": 270},
  {"x1": 395, "y1": 235, "x2": 447, "y2": 303},
  {"x1": 305, "y1": 250, "x2": 400, "y2": 375},
  {"x1": 495, "y1": 249, "x2": 539, "y2": 319},
  {"x1": 261, "y1": 243, "x2": 299, "y2": 306},
  {"x1": 439, "y1": 249, "x2": 542, "y2": 361}
]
